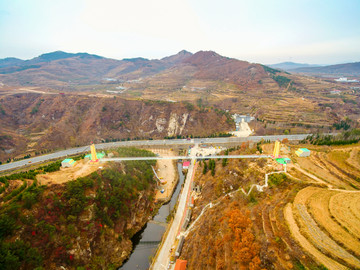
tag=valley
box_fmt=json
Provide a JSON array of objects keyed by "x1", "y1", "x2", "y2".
[{"x1": 1, "y1": 49, "x2": 360, "y2": 270}]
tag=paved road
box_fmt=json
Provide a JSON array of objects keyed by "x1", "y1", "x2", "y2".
[
  {"x1": 0, "y1": 134, "x2": 311, "y2": 172},
  {"x1": 0, "y1": 145, "x2": 90, "y2": 172}
]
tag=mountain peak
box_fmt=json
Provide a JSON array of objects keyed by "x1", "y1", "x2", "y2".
[
  {"x1": 161, "y1": 50, "x2": 193, "y2": 64},
  {"x1": 183, "y1": 50, "x2": 227, "y2": 66}
]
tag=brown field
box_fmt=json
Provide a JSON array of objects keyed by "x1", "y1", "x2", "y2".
[
  {"x1": 289, "y1": 186, "x2": 360, "y2": 269},
  {"x1": 294, "y1": 151, "x2": 356, "y2": 189},
  {"x1": 306, "y1": 189, "x2": 360, "y2": 257},
  {"x1": 329, "y1": 192, "x2": 360, "y2": 239},
  {"x1": 284, "y1": 203, "x2": 348, "y2": 270},
  {"x1": 36, "y1": 159, "x2": 101, "y2": 186}
]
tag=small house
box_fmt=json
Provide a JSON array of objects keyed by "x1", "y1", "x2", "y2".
[
  {"x1": 61, "y1": 158, "x2": 76, "y2": 168},
  {"x1": 182, "y1": 161, "x2": 190, "y2": 169},
  {"x1": 295, "y1": 148, "x2": 310, "y2": 157},
  {"x1": 174, "y1": 259, "x2": 187, "y2": 270}
]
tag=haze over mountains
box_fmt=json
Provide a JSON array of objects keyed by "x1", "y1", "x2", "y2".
[
  {"x1": 289, "y1": 61, "x2": 360, "y2": 76},
  {"x1": 270, "y1": 61, "x2": 360, "y2": 76},
  {"x1": 269, "y1": 62, "x2": 322, "y2": 71}
]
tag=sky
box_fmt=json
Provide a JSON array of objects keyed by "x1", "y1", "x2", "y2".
[{"x1": 0, "y1": 0, "x2": 360, "y2": 65}]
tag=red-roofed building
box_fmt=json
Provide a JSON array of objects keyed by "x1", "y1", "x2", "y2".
[
  {"x1": 182, "y1": 161, "x2": 190, "y2": 169},
  {"x1": 174, "y1": 259, "x2": 187, "y2": 270}
]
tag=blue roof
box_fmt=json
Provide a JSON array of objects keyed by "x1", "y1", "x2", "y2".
[
  {"x1": 62, "y1": 158, "x2": 73, "y2": 163},
  {"x1": 300, "y1": 148, "x2": 310, "y2": 152}
]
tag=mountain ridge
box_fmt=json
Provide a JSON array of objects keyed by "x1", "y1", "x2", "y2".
[
  {"x1": 0, "y1": 50, "x2": 273, "y2": 88},
  {"x1": 290, "y1": 61, "x2": 360, "y2": 76},
  {"x1": 269, "y1": 61, "x2": 321, "y2": 71}
]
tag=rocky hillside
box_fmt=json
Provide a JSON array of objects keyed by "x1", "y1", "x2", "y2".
[
  {"x1": 181, "y1": 145, "x2": 326, "y2": 269},
  {"x1": 0, "y1": 148, "x2": 157, "y2": 269},
  {"x1": 0, "y1": 93, "x2": 234, "y2": 162},
  {"x1": 183, "y1": 51, "x2": 268, "y2": 86}
]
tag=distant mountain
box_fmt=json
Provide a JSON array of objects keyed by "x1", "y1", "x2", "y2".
[
  {"x1": 25, "y1": 51, "x2": 103, "y2": 65},
  {"x1": 0, "y1": 57, "x2": 24, "y2": 68},
  {"x1": 0, "y1": 50, "x2": 280, "y2": 88},
  {"x1": 290, "y1": 62, "x2": 360, "y2": 76},
  {"x1": 269, "y1": 62, "x2": 321, "y2": 71}
]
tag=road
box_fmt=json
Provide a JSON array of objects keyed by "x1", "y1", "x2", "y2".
[{"x1": 0, "y1": 134, "x2": 311, "y2": 172}]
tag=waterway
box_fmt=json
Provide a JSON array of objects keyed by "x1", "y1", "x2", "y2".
[{"x1": 120, "y1": 162, "x2": 185, "y2": 270}]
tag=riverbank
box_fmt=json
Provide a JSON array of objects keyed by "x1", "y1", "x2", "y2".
[{"x1": 151, "y1": 149, "x2": 179, "y2": 203}]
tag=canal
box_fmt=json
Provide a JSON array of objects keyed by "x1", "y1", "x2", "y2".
[{"x1": 119, "y1": 162, "x2": 185, "y2": 270}]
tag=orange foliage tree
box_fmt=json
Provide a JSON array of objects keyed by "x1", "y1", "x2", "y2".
[{"x1": 215, "y1": 203, "x2": 265, "y2": 270}]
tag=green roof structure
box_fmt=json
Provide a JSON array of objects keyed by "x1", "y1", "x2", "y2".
[
  {"x1": 276, "y1": 158, "x2": 286, "y2": 164},
  {"x1": 85, "y1": 152, "x2": 105, "y2": 159},
  {"x1": 61, "y1": 158, "x2": 76, "y2": 167}
]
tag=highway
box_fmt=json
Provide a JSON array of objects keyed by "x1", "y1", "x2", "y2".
[{"x1": 0, "y1": 134, "x2": 310, "y2": 172}]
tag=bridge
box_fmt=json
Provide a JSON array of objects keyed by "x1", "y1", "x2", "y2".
[
  {"x1": 100, "y1": 154, "x2": 271, "y2": 162},
  {"x1": 0, "y1": 133, "x2": 314, "y2": 172}
]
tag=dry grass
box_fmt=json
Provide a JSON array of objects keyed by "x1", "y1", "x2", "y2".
[
  {"x1": 329, "y1": 192, "x2": 360, "y2": 239},
  {"x1": 284, "y1": 203, "x2": 348, "y2": 270},
  {"x1": 306, "y1": 189, "x2": 360, "y2": 257}
]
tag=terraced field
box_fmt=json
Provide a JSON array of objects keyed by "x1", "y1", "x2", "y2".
[
  {"x1": 295, "y1": 149, "x2": 360, "y2": 190},
  {"x1": 286, "y1": 186, "x2": 360, "y2": 269}
]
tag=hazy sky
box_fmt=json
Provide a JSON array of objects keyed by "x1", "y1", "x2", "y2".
[{"x1": 1, "y1": 0, "x2": 359, "y2": 64}]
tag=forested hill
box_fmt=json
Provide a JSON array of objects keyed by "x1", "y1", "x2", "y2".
[{"x1": 0, "y1": 147, "x2": 157, "y2": 269}]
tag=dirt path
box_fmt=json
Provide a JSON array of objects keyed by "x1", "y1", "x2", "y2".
[
  {"x1": 347, "y1": 149, "x2": 360, "y2": 170},
  {"x1": 284, "y1": 203, "x2": 348, "y2": 270},
  {"x1": 288, "y1": 164, "x2": 330, "y2": 187}
]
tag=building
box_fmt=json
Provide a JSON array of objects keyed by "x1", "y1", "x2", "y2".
[
  {"x1": 295, "y1": 148, "x2": 311, "y2": 157},
  {"x1": 330, "y1": 90, "x2": 342, "y2": 95},
  {"x1": 273, "y1": 141, "x2": 280, "y2": 158},
  {"x1": 335, "y1": 77, "x2": 359, "y2": 83},
  {"x1": 84, "y1": 152, "x2": 105, "y2": 160},
  {"x1": 189, "y1": 196, "x2": 194, "y2": 208},
  {"x1": 61, "y1": 158, "x2": 76, "y2": 168},
  {"x1": 174, "y1": 259, "x2": 187, "y2": 270},
  {"x1": 182, "y1": 161, "x2": 190, "y2": 169},
  {"x1": 275, "y1": 157, "x2": 291, "y2": 164},
  {"x1": 232, "y1": 114, "x2": 255, "y2": 131}
]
